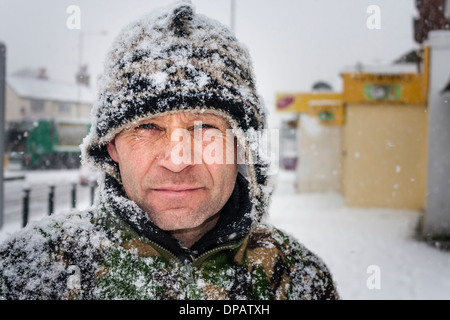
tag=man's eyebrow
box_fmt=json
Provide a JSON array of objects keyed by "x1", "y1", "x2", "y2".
[{"x1": 195, "y1": 115, "x2": 229, "y2": 123}]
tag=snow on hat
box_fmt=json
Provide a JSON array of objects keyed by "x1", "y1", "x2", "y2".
[{"x1": 81, "y1": 0, "x2": 271, "y2": 220}]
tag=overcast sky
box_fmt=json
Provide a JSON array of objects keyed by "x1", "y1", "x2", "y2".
[{"x1": 0, "y1": 0, "x2": 419, "y2": 118}]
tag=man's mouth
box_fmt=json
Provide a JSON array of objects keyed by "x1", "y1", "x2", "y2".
[
  {"x1": 151, "y1": 186, "x2": 203, "y2": 197},
  {"x1": 153, "y1": 186, "x2": 203, "y2": 192}
]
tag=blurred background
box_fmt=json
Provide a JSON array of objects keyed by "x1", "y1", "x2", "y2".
[{"x1": 1, "y1": 0, "x2": 450, "y2": 299}]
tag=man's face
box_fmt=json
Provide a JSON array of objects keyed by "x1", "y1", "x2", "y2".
[{"x1": 107, "y1": 112, "x2": 238, "y2": 232}]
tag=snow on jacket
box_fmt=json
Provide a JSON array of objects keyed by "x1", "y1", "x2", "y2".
[{"x1": 0, "y1": 173, "x2": 338, "y2": 300}]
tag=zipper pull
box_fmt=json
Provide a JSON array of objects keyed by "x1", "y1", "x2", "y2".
[
  {"x1": 184, "y1": 262, "x2": 196, "y2": 285},
  {"x1": 183, "y1": 262, "x2": 206, "y2": 299}
]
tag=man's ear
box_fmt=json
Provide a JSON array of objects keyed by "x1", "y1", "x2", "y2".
[{"x1": 107, "y1": 139, "x2": 120, "y2": 163}]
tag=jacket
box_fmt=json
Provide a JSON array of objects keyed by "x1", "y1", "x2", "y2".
[{"x1": 0, "y1": 173, "x2": 338, "y2": 300}]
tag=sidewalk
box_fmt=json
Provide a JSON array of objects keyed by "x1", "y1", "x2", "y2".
[
  {"x1": 4, "y1": 170, "x2": 25, "y2": 181},
  {"x1": 266, "y1": 170, "x2": 450, "y2": 300}
]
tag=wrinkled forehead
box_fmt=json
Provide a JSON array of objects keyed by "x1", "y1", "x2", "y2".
[{"x1": 134, "y1": 111, "x2": 231, "y2": 128}]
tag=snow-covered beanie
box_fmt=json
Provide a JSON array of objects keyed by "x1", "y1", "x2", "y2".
[{"x1": 81, "y1": 1, "x2": 271, "y2": 221}]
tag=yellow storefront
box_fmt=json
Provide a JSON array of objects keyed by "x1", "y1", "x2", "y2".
[
  {"x1": 341, "y1": 51, "x2": 429, "y2": 210},
  {"x1": 276, "y1": 49, "x2": 429, "y2": 210}
]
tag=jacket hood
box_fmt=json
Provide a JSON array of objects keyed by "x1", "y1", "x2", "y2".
[{"x1": 80, "y1": 1, "x2": 273, "y2": 223}]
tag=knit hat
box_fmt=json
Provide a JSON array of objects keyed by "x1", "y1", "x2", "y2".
[{"x1": 81, "y1": 1, "x2": 271, "y2": 221}]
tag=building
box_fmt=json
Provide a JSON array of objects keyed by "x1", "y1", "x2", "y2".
[
  {"x1": 275, "y1": 91, "x2": 344, "y2": 193},
  {"x1": 6, "y1": 75, "x2": 93, "y2": 124},
  {"x1": 4, "y1": 74, "x2": 94, "y2": 169},
  {"x1": 340, "y1": 58, "x2": 429, "y2": 211},
  {"x1": 273, "y1": 2, "x2": 450, "y2": 239}
]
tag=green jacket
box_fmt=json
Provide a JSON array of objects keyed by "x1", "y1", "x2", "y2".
[{"x1": 0, "y1": 174, "x2": 338, "y2": 300}]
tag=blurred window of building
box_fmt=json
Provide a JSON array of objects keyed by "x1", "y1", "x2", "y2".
[
  {"x1": 58, "y1": 102, "x2": 71, "y2": 115},
  {"x1": 30, "y1": 99, "x2": 44, "y2": 114}
]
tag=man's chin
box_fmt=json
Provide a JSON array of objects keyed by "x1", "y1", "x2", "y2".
[
  {"x1": 147, "y1": 208, "x2": 219, "y2": 232},
  {"x1": 146, "y1": 208, "x2": 201, "y2": 230}
]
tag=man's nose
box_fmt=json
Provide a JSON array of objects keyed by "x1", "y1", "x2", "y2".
[{"x1": 157, "y1": 129, "x2": 195, "y2": 173}]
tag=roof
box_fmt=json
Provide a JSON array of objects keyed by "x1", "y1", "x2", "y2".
[
  {"x1": 442, "y1": 78, "x2": 450, "y2": 94},
  {"x1": 341, "y1": 63, "x2": 419, "y2": 74},
  {"x1": 7, "y1": 76, "x2": 95, "y2": 104}
]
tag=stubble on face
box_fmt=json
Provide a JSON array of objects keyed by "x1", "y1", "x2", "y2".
[{"x1": 108, "y1": 112, "x2": 239, "y2": 239}]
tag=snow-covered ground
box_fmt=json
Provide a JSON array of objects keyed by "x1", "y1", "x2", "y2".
[
  {"x1": 1, "y1": 169, "x2": 449, "y2": 300},
  {"x1": 266, "y1": 170, "x2": 450, "y2": 300}
]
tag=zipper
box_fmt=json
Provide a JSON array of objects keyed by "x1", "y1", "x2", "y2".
[
  {"x1": 192, "y1": 240, "x2": 243, "y2": 268},
  {"x1": 144, "y1": 237, "x2": 245, "y2": 267},
  {"x1": 183, "y1": 241, "x2": 244, "y2": 294},
  {"x1": 144, "y1": 238, "x2": 180, "y2": 264},
  {"x1": 141, "y1": 237, "x2": 246, "y2": 297},
  {"x1": 146, "y1": 238, "x2": 245, "y2": 268},
  {"x1": 142, "y1": 237, "x2": 246, "y2": 279}
]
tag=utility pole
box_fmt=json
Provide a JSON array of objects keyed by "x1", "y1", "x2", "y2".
[
  {"x1": 77, "y1": 31, "x2": 83, "y2": 118},
  {"x1": 77, "y1": 30, "x2": 107, "y2": 118},
  {"x1": 0, "y1": 42, "x2": 6, "y2": 230},
  {"x1": 230, "y1": 0, "x2": 236, "y2": 32}
]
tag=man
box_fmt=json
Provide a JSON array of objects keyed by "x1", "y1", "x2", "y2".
[{"x1": 0, "y1": 1, "x2": 338, "y2": 300}]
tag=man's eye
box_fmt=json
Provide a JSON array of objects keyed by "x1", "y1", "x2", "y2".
[{"x1": 137, "y1": 123, "x2": 157, "y2": 130}]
